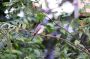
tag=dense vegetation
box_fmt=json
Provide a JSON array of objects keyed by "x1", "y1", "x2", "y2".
[{"x1": 0, "y1": 0, "x2": 90, "y2": 59}]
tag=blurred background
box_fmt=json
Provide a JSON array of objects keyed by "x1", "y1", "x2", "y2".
[{"x1": 0, "y1": 0, "x2": 90, "y2": 59}]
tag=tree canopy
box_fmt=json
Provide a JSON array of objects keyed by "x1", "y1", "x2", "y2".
[{"x1": 0, "y1": 0, "x2": 90, "y2": 59}]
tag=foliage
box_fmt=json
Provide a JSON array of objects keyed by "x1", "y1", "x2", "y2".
[{"x1": 0, "y1": 0, "x2": 90, "y2": 59}]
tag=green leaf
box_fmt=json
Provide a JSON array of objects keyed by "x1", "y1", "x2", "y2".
[
  {"x1": 11, "y1": 50, "x2": 22, "y2": 55},
  {"x1": 74, "y1": 40, "x2": 80, "y2": 46},
  {"x1": 45, "y1": 23, "x2": 55, "y2": 33}
]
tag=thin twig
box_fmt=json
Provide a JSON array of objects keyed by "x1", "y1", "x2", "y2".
[
  {"x1": 40, "y1": 34, "x2": 90, "y2": 56},
  {"x1": 29, "y1": 31, "x2": 90, "y2": 56}
]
